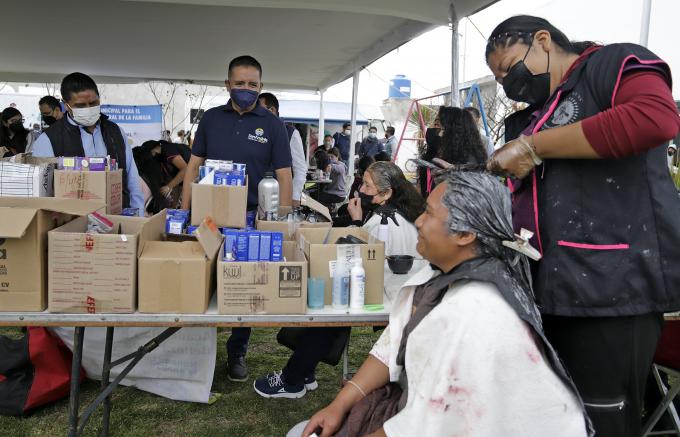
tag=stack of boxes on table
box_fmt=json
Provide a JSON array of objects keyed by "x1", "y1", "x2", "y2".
[{"x1": 0, "y1": 154, "x2": 385, "y2": 316}]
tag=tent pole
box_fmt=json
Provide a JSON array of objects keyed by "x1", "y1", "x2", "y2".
[
  {"x1": 639, "y1": 0, "x2": 652, "y2": 47},
  {"x1": 450, "y1": 3, "x2": 460, "y2": 107},
  {"x1": 317, "y1": 90, "x2": 325, "y2": 162},
  {"x1": 348, "y1": 71, "x2": 360, "y2": 182}
]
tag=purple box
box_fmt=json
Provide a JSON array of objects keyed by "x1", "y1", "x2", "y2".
[{"x1": 87, "y1": 157, "x2": 107, "y2": 171}]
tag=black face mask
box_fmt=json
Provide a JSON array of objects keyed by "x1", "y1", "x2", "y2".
[
  {"x1": 9, "y1": 121, "x2": 25, "y2": 134},
  {"x1": 42, "y1": 115, "x2": 56, "y2": 126},
  {"x1": 359, "y1": 192, "x2": 378, "y2": 212},
  {"x1": 503, "y1": 44, "x2": 551, "y2": 106}
]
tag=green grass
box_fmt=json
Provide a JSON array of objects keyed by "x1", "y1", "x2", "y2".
[{"x1": 0, "y1": 327, "x2": 381, "y2": 436}]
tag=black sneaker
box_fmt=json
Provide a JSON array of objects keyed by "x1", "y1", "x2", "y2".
[
  {"x1": 304, "y1": 373, "x2": 318, "y2": 391},
  {"x1": 227, "y1": 355, "x2": 248, "y2": 382},
  {"x1": 253, "y1": 371, "x2": 306, "y2": 399}
]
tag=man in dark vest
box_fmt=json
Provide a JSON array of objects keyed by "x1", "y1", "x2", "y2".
[{"x1": 32, "y1": 72, "x2": 145, "y2": 215}]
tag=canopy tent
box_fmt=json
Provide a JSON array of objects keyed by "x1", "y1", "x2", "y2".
[
  {"x1": 0, "y1": 0, "x2": 499, "y2": 173},
  {"x1": 0, "y1": 0, "x2": 497, "y2": 91}
]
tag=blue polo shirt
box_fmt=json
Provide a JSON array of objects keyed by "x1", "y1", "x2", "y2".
[{"x1": 192, "y1": 101, "x2": 292, "y2": 208}]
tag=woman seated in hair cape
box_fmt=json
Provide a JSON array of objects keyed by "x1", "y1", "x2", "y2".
[{"x1": 290, "y1": 170, "x2": 593, "y2": 437}]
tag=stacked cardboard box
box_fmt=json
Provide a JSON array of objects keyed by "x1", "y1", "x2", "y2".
[
  {"x1": 190, "y1": 178, "x2": 248, "y2": 229},
  {"x1": 297, "y1": 227, "x2": 385, "y2": 305},
  {"x1": 47, "y1": 212, "x2": 164, "y2": 313},
  {"x1": 0, "y1": 197, "x2": 105, "y2": 311},
  {"x1": 138, "y1": 211, "x2": 223, "y2": 314},
  {"x1": 217, "y1": 241, "x2": 308, "y2": 314},
  {"x1": 54, "y1": 169, "x2": 124, "y2": 215}
]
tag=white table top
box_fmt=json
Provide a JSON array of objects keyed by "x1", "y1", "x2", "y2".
[{"x1": 0, "y1": 262, "x2": 424, "y2": 328}]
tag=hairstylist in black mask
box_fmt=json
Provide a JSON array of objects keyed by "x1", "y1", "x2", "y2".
[
  {"x1": 0, "y1": 107, "x2": 33, "y2": 157},
  {"x1": 485, "y1": 15, "x2": 680, "y2": 437}
]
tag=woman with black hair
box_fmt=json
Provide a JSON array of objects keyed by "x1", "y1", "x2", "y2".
[
  {"x1": 418, "y1": 114, "x2": 442, "y2": 198},
  {"x1": 437, "y1": 106, "x2": 487, "y2": 166},
  {"x1": 485, "y1": 15, "x2": 680, "y2": 436},
  {"x1": 0, "y1": 107, "x2": 33, "y2": 157},
  {"x1": 140, "y1": 139, "x2": 190, "y2": 200}
]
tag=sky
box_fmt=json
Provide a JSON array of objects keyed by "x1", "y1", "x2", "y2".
[{"x1": 282, "y1": 0, "x2": 680, "y2": 105}]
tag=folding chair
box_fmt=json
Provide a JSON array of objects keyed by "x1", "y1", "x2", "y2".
[{"x1": 642, "y1": 319, "x2": 680, "y2": 436}]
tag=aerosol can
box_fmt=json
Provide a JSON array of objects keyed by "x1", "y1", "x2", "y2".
[{"x1": 258, "y1": 172, "x2": 279, "y2": 221}]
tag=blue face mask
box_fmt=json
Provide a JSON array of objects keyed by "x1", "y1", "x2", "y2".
[{"x1": 230, "y1": 88, "x2": 259, "y2": 110}]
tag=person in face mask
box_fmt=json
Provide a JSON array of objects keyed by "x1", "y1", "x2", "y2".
[
  {"x1": 140, "y1": 139, "x2": 191, "y2": 203},
  {"x1": 0, "y1": 107, "x2": 33, "y2": 157},
  {"x1": 486, "y1": 15, "x2": 680, "y2": 436},
  {"x1": 321, "y1": 134, "x2": 333, "y2": 152},
  {"x1": 358, "y1": 126, "x2": 385, "y2": 159},
  {"x1": 346, "y1": 161, "x2": 423, "y2": 257},
  {"x1": 32, "y1": 72, "x2": 145, "y2": 216},
  {"x1": 38, "y1": 95, "x2": 64, "y2": 127},
  {"x1": 382, "y1": 126, "x2": 397, "y2": 159},
  {"x1": 332, "y1": 122, "x2": 352, "y2": 167},
  {"x1": 179, "y1": 55, "x2": 293, "y2": 384}
]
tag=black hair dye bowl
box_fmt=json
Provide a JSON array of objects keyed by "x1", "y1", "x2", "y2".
[{"x1": 386, "y1": 255, "x2": 414, "y2": 274}]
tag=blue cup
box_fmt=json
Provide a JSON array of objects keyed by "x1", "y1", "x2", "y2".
[{"x1": 307, "y1": 277, "x2": 325, "y2": 309}]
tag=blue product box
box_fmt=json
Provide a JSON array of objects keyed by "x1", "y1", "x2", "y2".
[
  {"x1": 235, "y1": 231, "x2": 249, "y2": 261},
  {"x1": 247, "y1": 232, "x2": 260, "y2": 261},
  {"x1": 166, "y1": 217, "x2": 185, "y2": 234},
  {"x1": 258, "y1": 232, "x2": 271, "y2": 261},
  {"x1": 270, "y1": 232, "x2": 283, "y2": 261},
  {"x1": 223, "y1": 229, "x2": 239, "y2": 261},
  {"x1": 186, "y1": 225, "x2": 199, "y2": 235},
  {"x1": 226, "y1": 173, "x2": 245, "y2": 186},
  {"x1": 213, "y1": 171, "x2": 230, "y2": 185},
  {"x1": 233, "y1": 163, "x2": 247, "y2": 175},
  {"x1": 246, "y1": 210, "x2": 256, "y2": 229}
]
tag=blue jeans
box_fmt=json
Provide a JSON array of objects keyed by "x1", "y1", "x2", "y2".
[{"x1": 226, "y1": 327, "x2": 251, "y2": 357}]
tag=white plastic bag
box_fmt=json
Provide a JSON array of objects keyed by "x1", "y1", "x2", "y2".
[{"x1": 52, "y1": 327, "x2": 216, "y2": 403}]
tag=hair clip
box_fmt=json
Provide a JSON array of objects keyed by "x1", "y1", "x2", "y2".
[{"x1": 502, "y1": 228, "x2": 542, "y2": 261}]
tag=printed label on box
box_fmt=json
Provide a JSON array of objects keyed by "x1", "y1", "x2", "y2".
[{"x1": 279, "y1": 266, "x2": 302, "y2": 298}]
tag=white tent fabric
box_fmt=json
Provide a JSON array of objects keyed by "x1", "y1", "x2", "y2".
[
  {"x1": 0, "y1": 0, "x2": 498, "y2": 91},
  {"x1": 279, "y1": 100, "x2": 380, "y2": 125}
]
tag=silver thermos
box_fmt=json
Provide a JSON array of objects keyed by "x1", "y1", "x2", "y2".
[{"x1": 258, "y1": 171, "x2": 279, "y2": 221}]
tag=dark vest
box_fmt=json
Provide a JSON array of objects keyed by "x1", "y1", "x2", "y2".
[
  {"x1": 285, "y1": 124, "x2": 295, "y2": 141},
  {"x1": 514, "y1": 43, "x2": 680, "y2": 317},
  {"x1": 45, "y1": 115, "x2": 130, "y2": 208}
]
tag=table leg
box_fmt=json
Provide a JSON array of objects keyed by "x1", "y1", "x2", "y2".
[
  {"x1": 68, "y1": 327, "x2": 85, "y2": 437},
  {"x1": 342, "y1": 335, "x2": 350, "y2": 380},
  {"x1": 100, "y1": 327, "x2": 114, "y2": 437}
]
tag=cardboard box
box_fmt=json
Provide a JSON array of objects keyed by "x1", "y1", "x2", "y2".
[
  {"x1": 256, "y1": 192, "x2": 332, "y2": 240},
  {"x1": 297, "y1": 227, "x2": 385, "y2": 305},
  {"x1": 54, "y1": 169, "x2": 124, "y2": 215},
  {"x1": 190, "y1": 178, "x2": 248, "y2": 228},
  {"x1": 47, "y1": 212, "x2": 164, "y2": 313},
  {"x1": 0, "y1": 154, "x2": 58, "y2": 197},
  {"x1": 138, "y1": 211, "x2": 223, "y2": 314},
  {"x1": 217, "y1": 241, "x2": 307, "y2": 314},
  {"x1": 0, "y1": 197, "x2": 105, "y2": 311}
]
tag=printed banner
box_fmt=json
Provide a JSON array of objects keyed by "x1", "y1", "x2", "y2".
[{"x1": 101, "y1": 104, "x2": 162, "y2": 148}]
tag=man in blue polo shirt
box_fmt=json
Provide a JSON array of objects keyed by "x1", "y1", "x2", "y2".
[{"x1": 181, "y1": 55, "x2": 293, "y2": 383}]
